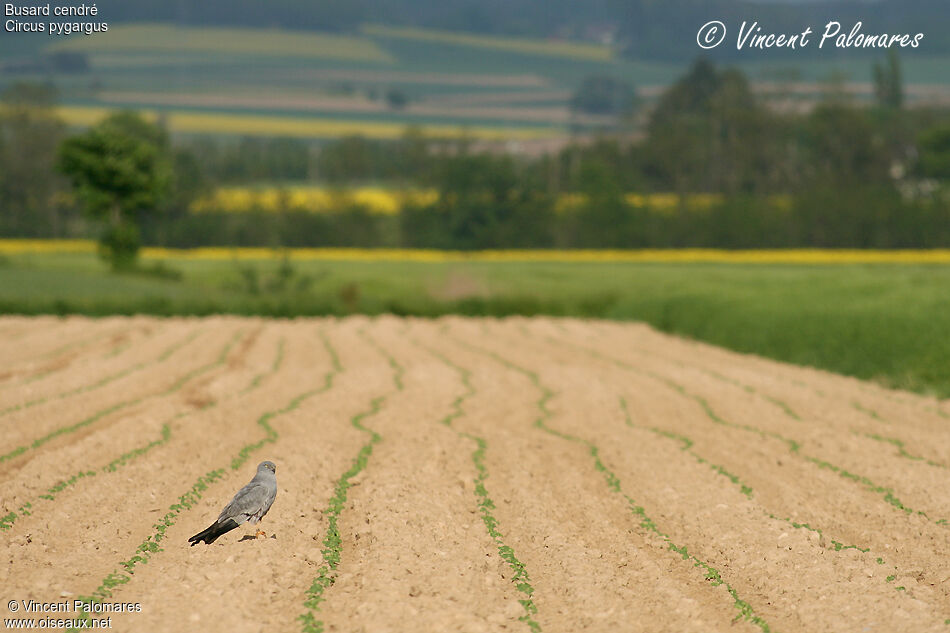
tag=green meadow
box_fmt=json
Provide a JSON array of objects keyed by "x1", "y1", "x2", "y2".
[{"x1": 2, "y1": 251, "x2": 949, "y2": 398}]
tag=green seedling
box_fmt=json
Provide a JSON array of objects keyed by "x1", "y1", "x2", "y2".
[{"x1": 300, "y1": 329, "x2": 398, "y2": 633}]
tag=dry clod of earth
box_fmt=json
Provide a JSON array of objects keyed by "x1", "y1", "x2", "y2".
[{"x1": 1, "y1": 315, "x2": 949, "y2": 632}]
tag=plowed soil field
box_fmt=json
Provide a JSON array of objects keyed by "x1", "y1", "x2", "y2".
[{"x1": 2, "y1": 316, "x2": 949, "y2": 632}]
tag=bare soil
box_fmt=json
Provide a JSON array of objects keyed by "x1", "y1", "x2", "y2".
[{"x1": 2, "y1": 316, "x2": 949, "y2": 632}]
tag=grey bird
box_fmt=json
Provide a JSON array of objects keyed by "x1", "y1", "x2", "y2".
[{"x1": 189, "y1": 461, "x2": 277, "y2": 546}]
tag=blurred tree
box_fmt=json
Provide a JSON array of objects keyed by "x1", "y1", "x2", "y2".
[
  {"x1": 570, "y1": 75, "x2": 636, "y2": 116},
  {"x1": 916, "y1": 125, "x2": 950, "y2": 180},
  {"x1": 216, "y1": 137, "x2": 309, "y2": 182},
  {"x1": 58, "y1": 112, "x2": 171, "y2": 269},
  {"x1": 385, "y1": 88, "x2": 409, "y2": 110},
  {"x1": 316, "y1": 129, "x2": 435, "y2": 183},
  {"x1": 873, "y1": 49, "x2": 903, "y2": 110},
  {"x1": 803, "y1": 103, "x2": 889, "y2": 185},
  {"x1": 571, "y1": 157, "x2": 632, "y2": 247},
  {"x1": 403, "y1": 153, "x2": 554, "y2": 248},
  {"x1": 643, "y1": 58, "x2": 780, "y2": 194},
  {"x1": 316, "y1": 135, "x2": 379, "y2": 182},
  {"x1": 394, "y1": 126, "x2": 433, "y2": 183}
]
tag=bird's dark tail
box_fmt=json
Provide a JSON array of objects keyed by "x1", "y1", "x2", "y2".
[{"x1": 188, "y1": 518, "x2": 240, "y2": 546}]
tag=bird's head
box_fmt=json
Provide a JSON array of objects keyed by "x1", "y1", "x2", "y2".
[{"x1": 259, "y1": 461, "x2": 277, "y2": 474}]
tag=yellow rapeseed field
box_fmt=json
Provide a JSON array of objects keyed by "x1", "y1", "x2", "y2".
[
  {"x1": 0, "y1": 240, "x2": 95, "y2": 254},
  {"x1": 362, "y1": 24, "x2": 614, "y2": 62},
  {"x1": 52, "y1": 23, "x2": 396, "y2": 63},
  {"x1": 3, "y1": 240, "x2": 950, "y2": 264},
  {"x1": 190, "y1": 187, "x2": 439, "y2": 215},
  {"x1": 554, "y1": 193, "x2": 725, "y2": 215},
  {"x1": 195, "y1": 189, "x2": 734, "y2": 216},
  {"x1": 56, "y1": 106, "x2": 563, "y2": 141}
]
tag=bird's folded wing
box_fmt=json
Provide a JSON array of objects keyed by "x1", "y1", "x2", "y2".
[{"x1": 219, "y1": 482, "x2": 270, "y2": 523}]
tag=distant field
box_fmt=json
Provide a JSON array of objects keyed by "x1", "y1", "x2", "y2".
[
  {"x1": 51, "y1": 24, "x2": 395, "y2": 63},
  {"x1": 1, "y1": 244, "x2": 950, "y2": 397},
  {"x1": 90, "y1": 90, "x2": 603, "y2": 126},
  {"x1": 361, "y1": 23, "x2": 614, "y2": 61},
  {"x1": 5, "y1": 21, "x2": 631, "y2": 139},
  {"x1": 55, "y1": 105, "x2": 564, "y2": 141},
  {"x1": 8, "y1": 21, "x2": 947, "y2": 140}
]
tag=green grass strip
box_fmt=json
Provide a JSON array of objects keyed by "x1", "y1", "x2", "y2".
[
  {"x1": 457, "y1": 338, "x2": 772, "y2": 633},
  {"x1": 0, "y1": 327, "x2": 202, "y2": 419},
  {"x1": 68, "y1": 328, "x2": 342, "y2": 630},
  {"x1": 299, "y1": 327, "x2": 400, "y2": 633},
  {"x1": 413, "y1": 338, "x2": 541, "y2": 633},
  {"x1": 0, "y1": 328, "x2": 243, "y2": 464}
]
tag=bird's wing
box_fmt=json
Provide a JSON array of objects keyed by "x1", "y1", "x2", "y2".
[
  {"x1": 218, "y1": 481, "x2": 271, "y2": 525},
  {"x1": 259, "y1": 480, "x2": 277, "y2": 518}
]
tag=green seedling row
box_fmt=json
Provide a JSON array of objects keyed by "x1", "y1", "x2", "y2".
[
  {"x1": 523, "y1": 329, "x2": 896, "y2": 558},
  {"x1": 68, "y1": 330, "x2": 341, "y2": 632},
  {"x1": 457, "y1": 336, "x2": 773, "y2": 633},
  {"x1": 559, "y1": 326, "x2": 803, "y2": 424},
  {"x1": 299, "y1": 328, "x2": 399, "y2": 633},
  {"x1": 0, "y1": 421, "x2": 177, "y2": 531},
  {"x1": 552, "y1": 335, "x2": 950, "y2": 600},
  {"x1": 861, "y1": 432, "x2": 948, "y2": 470},
  {"x1": 0, "y1": 328, "x2": 246, "y2": 464},
  {"x1": 36, "y1": 325, "x2": 126, "y2": 361},
  {"x1": 0, "y1": 327, "x2": 202, "y2": 419},
  {"x1": 852, "y1": 400, "x2": 888, "y2": 423},
  {"x1": 565, "y1": 336, "x2": 949, "y2": 524},
  {"x1": 621, "y1": 398, "x2": 874, "y2": 556},
  {"x1": 413, "y1": 337, "x2": 541, "y2": 633},
  {"x1": 1, "y1": 333, "x2": 289, "y2": 532},
  {"x1": 241, "y1": 336, "x2": 286, "y2": 394},
  {"x1": 16, "y1": 327, "x2": 134, "y2": 386}
]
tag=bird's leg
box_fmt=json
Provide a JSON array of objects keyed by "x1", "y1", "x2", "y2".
[{"x1": 255, "y1": 530, "x2": 267, "y2": 538}]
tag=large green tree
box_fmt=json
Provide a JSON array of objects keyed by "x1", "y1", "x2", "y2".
[
  {"x1": 58, "y1": 112, "x2": 171, "y2": 269},
  {"x1": 643, "y1": 59, "x2": 781, "y2": 195}
]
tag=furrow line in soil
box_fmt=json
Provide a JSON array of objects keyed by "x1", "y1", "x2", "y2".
[
  {"x1": 0, "y1": 327, "x2": 247, "y2": 466},
  {"x1": 448, "y1": 331, "x2": 773, "y2": 633},
  {"x1": 68, "y1": 328, "x2": 343, "y2": 626},
  {"x1": 0, "y1": 326, "x2": 203, "y2": 419},
  {"x1": 547, "y1": 333, "x2": 950, "y2": 529},
  {"x1": 410, "y1": 335, "x2": 542, "y2": 633},
  {"x1": 240, "y1": 337, "x2": 286, "y2": 394},
  {"x1": 298, "y1": 326, "x2": 402, "y2": 633},
  {"x1": 1, "y1": 330, "x2": 289, "y2": 531}
]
